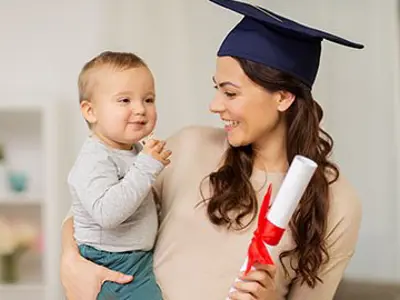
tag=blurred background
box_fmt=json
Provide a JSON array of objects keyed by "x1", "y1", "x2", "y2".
[{"x1": 0, "y1": 0, "x2": 398, "y2": 299}]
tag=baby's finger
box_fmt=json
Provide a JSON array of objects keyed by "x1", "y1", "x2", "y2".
[
  {"x1": 160, "y1": 150, "x2": 172, "y2": 160},
  {"x1": 153, "y1": 140, "x2": 166, "y2": 153},
  {"x1": 144, "y1": 139, "x2": 158, "y2": 148},
  {"x1": 161, "y1": 158, "x2": 171, "y2": 166}
]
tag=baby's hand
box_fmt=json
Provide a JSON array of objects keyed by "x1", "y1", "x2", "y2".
[{"x1": 142, "y1": 139, "x2": 172, "y2": 166}]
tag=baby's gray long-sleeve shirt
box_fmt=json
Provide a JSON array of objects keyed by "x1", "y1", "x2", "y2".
[{"x1": 68, "y1": 136, "x2": 164, "y2": 252}]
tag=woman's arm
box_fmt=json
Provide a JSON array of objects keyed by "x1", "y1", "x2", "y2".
[
  {"x1": 60, "y1": 216, "x2": 133, "y2": 300},
  {"x1": 288, "y1": 253, "x2": 355, "y2": 300},
  {"x1": 61, "y1": 217, "x2": 78, "y2": 256},
  {"x1": 287, "y1": 178, "x2": 362, "y2": 300}
]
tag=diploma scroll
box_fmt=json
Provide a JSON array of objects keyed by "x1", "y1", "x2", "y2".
[{"x1": 227, "y1": 155, "x2": 317, "y2": 298}]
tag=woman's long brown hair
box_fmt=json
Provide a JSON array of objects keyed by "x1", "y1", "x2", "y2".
[{"x1": 200, "y1": 58, "x2": 339, "y2": 287}]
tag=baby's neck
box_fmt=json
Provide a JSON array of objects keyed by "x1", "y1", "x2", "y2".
[{"x1": 91, "y1": 131, "x2": 133, "y2": 151}]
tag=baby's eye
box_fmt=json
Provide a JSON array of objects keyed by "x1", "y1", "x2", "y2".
[
  {"x1": 119, "y1": 98, "x2": 130, "y2": 103},
  {"x1": 145, "y1": 98, "x2": 155, "y2": 103}
]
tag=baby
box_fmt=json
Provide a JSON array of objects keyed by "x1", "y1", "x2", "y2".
[{"x1": 68, "y1": 51, "x2": 171, "y2": 299}]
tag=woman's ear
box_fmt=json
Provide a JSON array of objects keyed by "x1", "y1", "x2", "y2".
[
  {"x1": 80, "y1": 100, "x2": 97, "y2": 124},
  {"x1": 276, "y1": 91, "x2": 296, "y2": 112}
]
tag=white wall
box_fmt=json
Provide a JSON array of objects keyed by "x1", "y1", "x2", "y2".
[
  {"x1": 1, "y1": 2, "x2": 113, "y2": 297},
  {"x1": 319, "y1": 0, "x2": 400, "y2": 282},
  {"x1": 1, "y1": 0, "x2": 112, "y2": 217},
  {"x1": 1, "y1": 0, "x2": 399, "y2": 288}
]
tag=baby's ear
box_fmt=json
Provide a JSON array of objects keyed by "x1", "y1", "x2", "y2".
[{"x1": 80, "y1": 100, "x2": 97, "y2": 124}]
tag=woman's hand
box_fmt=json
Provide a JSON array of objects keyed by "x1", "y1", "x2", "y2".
[
  {"x1": 228, "y1": 263, "x2": 277, "y2": 300},
  {"x1": 60, "y1": 250, "x2": 133, "y2": 300}
]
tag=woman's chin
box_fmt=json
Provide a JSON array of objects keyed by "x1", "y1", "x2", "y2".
[{"x1": 227, "y1": 134, "x2": 250, "y2": 148}]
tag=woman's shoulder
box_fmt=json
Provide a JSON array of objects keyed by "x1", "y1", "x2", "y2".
[
  {"x1": 165, "y1": 125, "x2": 227, "y2": 154},
  {"x1": 326, "y1": 172, "x2": 362, "y2": 247},
  {"x1": 328, "y1": 173, "x2": 362, "y2": 219}
]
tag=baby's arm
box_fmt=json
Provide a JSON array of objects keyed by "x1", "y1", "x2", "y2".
[{"x1": 69, "y1": 141, "x2": 169, "y2": 229}]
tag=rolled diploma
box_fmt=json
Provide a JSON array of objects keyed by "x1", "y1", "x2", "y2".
[{"x1": 227, "y1": 155, "x2": 317, "y2": 298}]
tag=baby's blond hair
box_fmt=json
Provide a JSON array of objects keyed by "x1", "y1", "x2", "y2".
[{"x1": 78, "y1": 51, "x2": 147, "y2": 103}]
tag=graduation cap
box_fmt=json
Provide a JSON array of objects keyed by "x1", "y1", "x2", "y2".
[{"x1": 210, "y1": 0, "x2": 364, "y2": 88}]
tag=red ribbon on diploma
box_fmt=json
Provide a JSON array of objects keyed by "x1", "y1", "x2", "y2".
[{"x1": 244, "y1": 183, "x2": 286, "y2": 275}]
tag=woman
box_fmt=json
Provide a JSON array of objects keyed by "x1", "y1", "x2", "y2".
[{"x1": 60, "y1": 1, "x2": 363, "y2": 299}]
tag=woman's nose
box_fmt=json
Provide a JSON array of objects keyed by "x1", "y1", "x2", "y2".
[{"x1": 209, "y1": 93, "x2": 225, "y2": 114}]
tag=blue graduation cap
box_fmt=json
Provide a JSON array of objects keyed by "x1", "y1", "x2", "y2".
[{"x1": 210, "y1": 0, "x2": 364, "y2": 88}]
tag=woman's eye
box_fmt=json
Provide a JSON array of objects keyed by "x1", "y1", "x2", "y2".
[
  {"x1": 225, "y1": 92, "x2": 236, "y2": 98},
  {"x1": 213, "y1": 84, "x2": 237, "y2": 98}
]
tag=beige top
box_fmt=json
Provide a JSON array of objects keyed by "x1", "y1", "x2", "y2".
[{"x1": 152, "y1": 126, "x2": 362, "y2": 300}]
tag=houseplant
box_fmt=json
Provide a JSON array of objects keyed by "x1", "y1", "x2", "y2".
[{"x1": 0, "y1": 218, "x2": 39, "y2": 283}]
